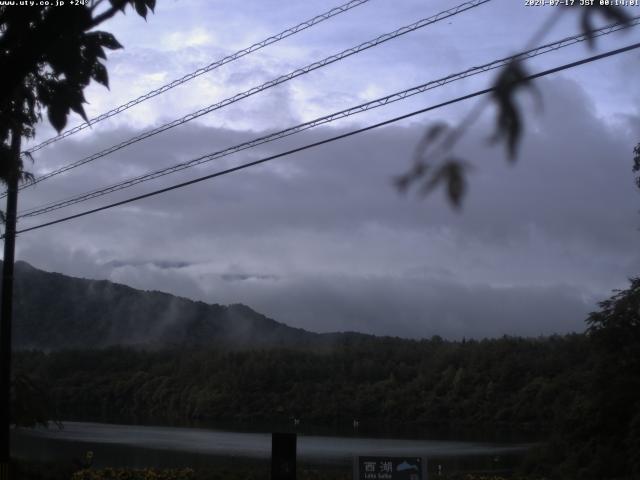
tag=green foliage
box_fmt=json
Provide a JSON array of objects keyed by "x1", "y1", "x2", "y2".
[
  {"x1": 518, "y1": 278, "x2": 640, "y2": 479},
  {"x1": 69, "y1": 470, "x2": 541, "y2": 480},
  {"x1": 13, "y1": 314, "x2": 637, "y2": 478},
  {"x1": 10, "y1": 371, "x2": 58, "y2": 428},
  {"x1": 11, "y1": 458, "x2": 75, "y2": 480},
  {"x1": 0, "y1": 0, "x2": 156, "y2": 183},
  {"x1": 400, "y1": 6, "x2": 633, "y2": 208},
  {"x1": 587, "y1": 277, "x2": 640, "y2": 356},
  {"x1": 72, "y1": 468, "x2": 195, "y2": 480},
  {"x1": 13, "y1": 280, "x2": 640, "y2": 479},
  {"x1": 14, "y1": 334, "x2": 590, "y2": 431},
  {"x1": 577, "y1": 5, "x2": 632, "y2": 48},
  {"x1": 396, "y1": 124, "x2": 470, "y2": 208},
  {"x1": 488, "y1": 60, "x2": 540, "y2": 161},
  {"x1": 14, "y1": 459, "x2": 550, "y2": 480},
  {"x1": 11, "y1": 264, "x2": 640, "y2": 478}
]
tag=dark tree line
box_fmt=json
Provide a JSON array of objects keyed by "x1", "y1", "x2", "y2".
[
  {"x1": 13, "y1": 334, "x2": 591, "y2": 431},
  {"x1": 12, "y1": 278, "x2": 640, "y2": 479}
]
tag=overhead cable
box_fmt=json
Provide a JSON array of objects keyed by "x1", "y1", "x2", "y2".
[
  {"x1": 12, "y1": 0, "x2": 491, "y2": 196},
  {"x1": 18, "y1": 17, "x2": 639, "y2": 218},
  {"x1": 12, "y1": 41, "x2": 640, "y2": 237},
  {"x1": 24, "y1": 0, "x2": 373, "y2": 155}
]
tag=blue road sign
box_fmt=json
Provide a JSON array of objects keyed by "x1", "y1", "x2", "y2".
[{"x1": 354, "y1": 456, "x2": 426, "y2": 480}]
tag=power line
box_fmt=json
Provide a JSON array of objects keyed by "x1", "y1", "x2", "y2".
[
  {"x1": 12, "y1": 41, "x2": 640, "y2": 238},
  {"x1": 17, "y1": 18, "x2": 639, "y2": 219},
  {"x1": 23, "y1": 0, "x2": 373, "y2": 156},
  {"x1": 11, "y1": 0, "x2": 490, "y2": 196}
]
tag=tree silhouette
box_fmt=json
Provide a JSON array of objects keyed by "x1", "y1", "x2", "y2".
[
  {"x1": 1, "y1": 0, "x2": 156, "y2": 167},
  {"x1": 580, "y1": 278, "x2": 640, "y2": 478},
  {"x1": 0, "y1": 2, "x2": 156, "y2": 475}
]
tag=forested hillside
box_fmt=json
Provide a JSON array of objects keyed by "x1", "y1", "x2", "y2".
[
  {"x1": 15, "y1": 335, "x2": 589, "y2": 430},
  {"x1": 9, "y1": 261, "x2": 317, "y2": 350},
  {"x1": 13, "y1": 323, "x2": 640, "y2": 479},
  {"x1": 9, "y1": 261, "x2": 640, "y2": 478}
]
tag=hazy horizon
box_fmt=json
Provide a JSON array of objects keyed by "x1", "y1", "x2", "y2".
[{"x1": 10, "y1": 0, "x2": 640, "y2": 339}]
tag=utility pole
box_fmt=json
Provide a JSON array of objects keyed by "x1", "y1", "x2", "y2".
[{"x1": 0, "y1": 130, "x2": 21, "y2": 480}]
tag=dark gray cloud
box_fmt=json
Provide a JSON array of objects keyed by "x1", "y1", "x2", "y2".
[
  {"x1": 13, "y1": 74, "x2": 640, "y2": 339},
  {"x1": 105, "y1": 260, "x2": 193, "y2": 270},
  {"x1": 224, "y1": 274, "x2": 594, "y2": 339},
  {"x1": 220, "y1": 273, "x2": 280, "y2": 282}
]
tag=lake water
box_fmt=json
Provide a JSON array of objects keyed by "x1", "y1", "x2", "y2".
[{"x1": 12, "y1": 421, "x2": 532, "y2": 472}]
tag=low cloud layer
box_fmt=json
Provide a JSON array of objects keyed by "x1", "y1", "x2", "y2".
[{"x1": 14, "y1": 71, "x2": 640, "y2": 339}]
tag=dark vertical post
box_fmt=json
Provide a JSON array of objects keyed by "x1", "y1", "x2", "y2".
[
  {"x1": 0, "y1": 131, "x2": 20, "y2": 480},
  {"x1": 271, "y1": 432, "x2": 296, "y2": 480}
]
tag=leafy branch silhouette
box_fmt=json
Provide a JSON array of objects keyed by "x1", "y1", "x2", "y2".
[
  {"x1": 0, "y1": 0, "x2": 156, "y2": 185},
  {"x1": 398, "y1": 5, "x2": 633, "y2": 208},
  {"x1": 0, "y1": 0, "x2": 156, "y2": 230}
]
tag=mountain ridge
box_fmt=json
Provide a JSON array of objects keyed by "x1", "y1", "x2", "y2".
[{"x1": 6, "y1": 260, "x2": 326, "y2": 350}]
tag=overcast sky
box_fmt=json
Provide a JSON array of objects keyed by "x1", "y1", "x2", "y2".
[{"x1": 12, "y1": 0, "x2": 640, "y2": 339}]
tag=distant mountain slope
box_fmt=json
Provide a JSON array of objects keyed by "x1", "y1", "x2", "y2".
[{"x1": 7, "y1": 261, "x2": 319, "y2": 350}]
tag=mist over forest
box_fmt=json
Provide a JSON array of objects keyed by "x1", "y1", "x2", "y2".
[
  {"x1": 2, "y1": 0, "x2": 640, "y2": 479},
  {"x1": 8, "y1": 262, "x2": 640, "y2": 478}
]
